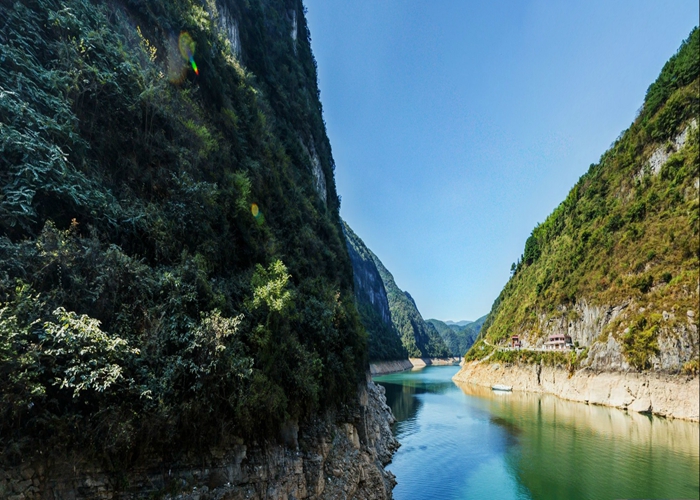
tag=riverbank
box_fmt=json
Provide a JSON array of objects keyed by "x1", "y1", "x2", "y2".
[
  {"x1": 453, "y1": 361, "x2": 699, "y2": 421},
  {"x1": 0, "y1": 379, "x2": 398, "y2": 499},
  {"x1": 370, "y1": 357, "x2": 460, "y2": 375}
]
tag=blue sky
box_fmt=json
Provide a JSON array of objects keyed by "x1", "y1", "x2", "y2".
[{"x1": 303, "y1": 1, "x2": 698, "y2": 321}]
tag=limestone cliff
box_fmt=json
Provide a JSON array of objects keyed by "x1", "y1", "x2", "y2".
[
  {"x1": 0, "y1": 0, "x2": 397, "y2": 496},
  {"x1": 465, "y1": 29, "x2": 699, "y2": 377},
  {"x1": 0, "y1": 379, "x2": 399, "y2": 499},
  {"x1": 342, "y1": 221, "x2": 407, "y2": 361}
]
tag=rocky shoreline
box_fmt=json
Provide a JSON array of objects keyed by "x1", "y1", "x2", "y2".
[
  {"x1": 0, "y1": 379, "x2": 399, "y2": 500},
  {"x1": 453, "y1": 361, "x2": 699, "y2": 422},
  {"x1": 370, "y1": 357, "x2": 460, "y2": 376}
]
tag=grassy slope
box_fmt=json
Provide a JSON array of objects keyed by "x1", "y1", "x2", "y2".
[
  {"x1": 0, "y1": 0, "x2": 366, "y2": 464},
  {"x1": 469, "y1": 29, "x2": 699, "y2": 372}
]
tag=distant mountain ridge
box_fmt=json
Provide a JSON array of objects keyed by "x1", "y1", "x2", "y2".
[
  {"x1": 444, "y1": 320, "x2": 473, "y2": 327},
  {"x1": 428, "y1": 315, "x2": 487, "y2": 357}
]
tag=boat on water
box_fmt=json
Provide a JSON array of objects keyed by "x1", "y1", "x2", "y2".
[{"x1": 491, "y1": 384, "x2": 512, "y2": 392}]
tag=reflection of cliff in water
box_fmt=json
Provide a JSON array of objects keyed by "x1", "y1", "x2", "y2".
[
  {"x1": 378, "y1": 381, "x2": 422, "y2": 424},
  {"x1": 378, "y1": 378, "x2": 454, "y2": 425},
  {"x1": 455, "y1": 381, "x2": 700, "y2": 500}
]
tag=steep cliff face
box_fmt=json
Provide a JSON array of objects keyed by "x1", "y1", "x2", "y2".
[
  {"x1": 370, "y1": 255, "x2": 450, "y2": 359},
  {"x1": 342, "y1": 222, "x2": 406, "y2": 361},
  {"x1": 0, "y1": 0, "x2": 396, "y2": 492},
  {"x1": 466, "y1": 29, "x2": 699, "y2": 375},
  {"x1": 454, "y1": 361, "x2": 699, "y2": 421},
  {"x1": 0, "y1": 379, "x2": 400, "y2": 499}
]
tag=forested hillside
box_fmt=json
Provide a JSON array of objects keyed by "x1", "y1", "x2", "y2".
[
  {"x1": 429, "y1": 316, "x2": 486, "y2": 357},
  {"x1": 369, "y1": 255, "x2": 450, "y2": 359},
  {"x1": 342, "y1": 221, "x2": 407, "y2": 361},
  {"x1": 0, "y1": 0, "x2": 367, "y2": 465},
  {"x1": 469, "y1": 29, "x2": 699, "y2": 373}
]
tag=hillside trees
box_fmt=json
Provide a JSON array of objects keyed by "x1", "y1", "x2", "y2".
[
  {"x1": 0, "y1": 0, "x2": 365, "y2": 464},
  {"x1": 468, "y1": 28, "x2": 699, "y2": 371}
]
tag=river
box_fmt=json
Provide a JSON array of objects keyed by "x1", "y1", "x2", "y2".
[{"x1": 374, "y1": 365, "x2": 699, "y2": 500}]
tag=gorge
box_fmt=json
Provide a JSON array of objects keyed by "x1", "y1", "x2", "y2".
[{"x1": 0, "y1": 0, "x2": 698, "y2": 499}]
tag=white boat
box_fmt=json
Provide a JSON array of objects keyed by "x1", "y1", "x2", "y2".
[{"x1": 491, "y1": 384, "x2": 512, "y2": 392}]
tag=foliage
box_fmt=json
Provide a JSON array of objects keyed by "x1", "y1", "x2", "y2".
[
  {"x1": 371, "y1": 256, "x2": 450, "y2": 358},
  {"x1": 428, "y1": 316, "x2": 486, "y2": 357},
  {"x1": 622, "y1": 315, "x2": 660, "y2": 370},
  {"x1": 489, "y1": 349, "x2": 588, "y2": 373},
  {"x1": 341, "y1": 221, "x2": 407, "y2": 361},
  {"x1": 42, "y1": 307, "x2": 139, "y2": 398},
  {"x1": 467, "y1": 28, "x2": 699, "y2": 370},
  {"x1": 0, "y1": 0, "x2": 365, "y2": 465}
]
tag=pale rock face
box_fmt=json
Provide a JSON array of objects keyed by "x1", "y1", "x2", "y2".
[
  {"x1": 306, "y1": 141, "x2": 328, "y2": 205},
  {"x1": 453, "y1": 362, "x2": 699, "y2": 421},
  {"x1": 585, "y1": 334, "x2": 630, "y2": 371},
  {"x1": 520, "y1": 298, "x2": 697, "y2": 373},
  {"x1": 289, "y1": 9, "x2": 298, "y2": 54},
  {"x1": 637, "y1": 118, "x2": 697, "y2": 179},
  {"x1": 296, "y1": 138, "x2": 329, "y2": 205},
  {"x1": 216, "y1": 3, "x2": 242, "y2": 58}
]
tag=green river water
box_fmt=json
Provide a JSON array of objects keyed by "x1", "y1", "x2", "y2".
[{"x1": 374, "y1": 365, "x2": 699, "y2": 500}]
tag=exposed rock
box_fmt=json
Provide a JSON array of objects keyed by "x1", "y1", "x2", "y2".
[
  {"x1": 516, "y1": 298, "x2": 698, "y2": 373},
  {"x1": 453, "y1": 361, "x2": 699, "y2": 421},
  {"x1": 636, "y1": 119, "x2": 697, "y2": 179},
  {"x1": 369, "y1": 360, "x2": 414, "y2": 375},
  {"x1": 0, "y1": 379, "x2": 398, "y2": 500},
  {"x1": 300, "y1": 140, "x2": 327, "y2": 205},
  {"x1": 215, "y1": 2, "x2": 242, "y2": 59}
]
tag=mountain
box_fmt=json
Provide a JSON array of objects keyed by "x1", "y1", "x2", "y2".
[
  {"x1": 426, "y1": 319, "x2": 456, "y2": 337},
  {"x1": 467, "y1": 28, "x2": 699, "y2": 375},
  {"x1": 342, "y1": 221, "x2": 407, "y2": 361},
  {"x1": 369, "y1": 255, "x2": 451, "y2": 359},
  {"x1": 459, "y1": 315, "x2": 488, "y2": 351},
  {"x1": 444, "y1": 320, "x2": 473, "y2": 327},
  {"x1": 428, "y1": 315, "x2": 487, "y2": 357},
  {"x1": 0, "y1": 0, "x2": 376, "y2": 470}
]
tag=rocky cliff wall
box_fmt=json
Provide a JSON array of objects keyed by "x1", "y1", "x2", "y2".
[
  {"x1": 342, "y1": 225, "x2": 393, "y2": 327},
  {"x1": 369, "y1": 357, "x2": 461, "y2": 376},
  {"x1": 511, "y1": 298, "x2": 698, "y2": 372},
  {"x1": 369, "y1": 360, "x2": 415, "y2": 376},
  {"x1": 453, "y1": 361, "x2": 699, "y2": 421},
  {"x1": 0, "y1": 380, "x2": 398, "y2": 500}
]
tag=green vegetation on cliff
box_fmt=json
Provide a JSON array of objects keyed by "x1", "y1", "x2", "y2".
[
  {"x1": 0, "y1": 0, "x2": 367, "y2": 464},
  {"x1": 342, "y1": 221, "x2": 407, "y2": 361},
  {"x1": 470, "y1": 28, "x2": 699, "y2": 371},
  {"x1": 427, "y1": 315, "x2": 486, "y2": 357},
  {"x1": 370, "y1": 257, "x2": 450, "y2": 359}
]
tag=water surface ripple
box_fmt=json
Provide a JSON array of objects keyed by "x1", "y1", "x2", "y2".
[{"x1": 374, "y1": 365, "x2": 699, "y2": 500}]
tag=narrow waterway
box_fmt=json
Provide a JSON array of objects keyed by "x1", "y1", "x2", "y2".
[{"x1": 374, "y1": 365, "x2": 699, "y2": 500}]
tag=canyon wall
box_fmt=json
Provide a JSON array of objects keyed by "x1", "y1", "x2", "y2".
[
  {"x1": 454, "y1": 361, "x2": 698, "y2": 421},
  {"x1": 0, "y1": 380, "x2": 398, "y2": 500}
]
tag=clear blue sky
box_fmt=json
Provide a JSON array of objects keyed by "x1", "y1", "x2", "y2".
[{"x1": 303, "y1": 1, "x2": 698, "y2": 322}]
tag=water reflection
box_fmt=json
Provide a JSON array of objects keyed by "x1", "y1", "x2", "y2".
[
  {"x1": 454, "y1": 382, "x2": 700, "y2": 500},
  {"x1": 376, "y1": 366, "x2": 699, "y2": 500},
  {"x1": 379, "y1": 368, "x2": 455, "y2": 424}
]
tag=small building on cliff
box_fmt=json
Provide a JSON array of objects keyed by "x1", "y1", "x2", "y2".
[{"x1": 545, "y1": 334, "x2": 572, "y2": 350}]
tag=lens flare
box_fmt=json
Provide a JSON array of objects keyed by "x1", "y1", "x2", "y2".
[
  {"x1": 251, "y1": 203, "x2": 260, "y2": 217},
  {"x1": 178, "y1": 32, "x2": 199, "y2": 75}
]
